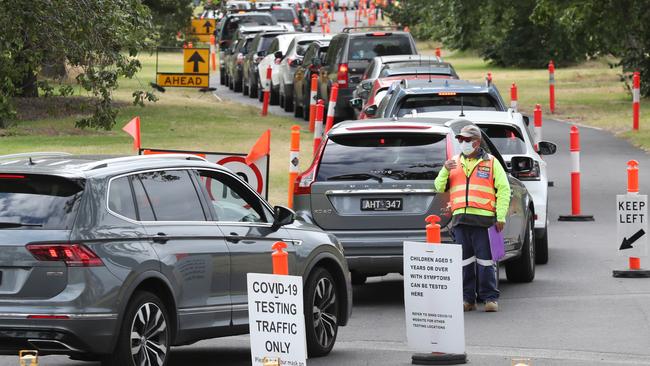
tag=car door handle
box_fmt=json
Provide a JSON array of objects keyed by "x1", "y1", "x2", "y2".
[
  {"x1": 226, "y1": 233, "x2": 241, "y2": 243},
  {"x1": 153, "y1": 232, "x2": 169, "y2": 244}
]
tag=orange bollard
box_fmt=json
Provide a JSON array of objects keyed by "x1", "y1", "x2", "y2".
[
  {"x1": 325, "y1": 84, "x2": 339, "y2": 132},
  {"x1": 549, "y1": 60, "x2": 556, "y2": 114},
  {"x1": 262, "y1": 66, "x2": 272, "y2": 116},
  {"x1": 435, "y1": 47, "x2": 441, "y2": 59},
  {"x1": 313, "y1": 100, "x2": 325, "y2": 155},
  {"x1": 486, "y1": 72, "x2": 492, "y2": 86},
  {"x1": 425, "y1": 215, "x2": 441, "y2": 244},
  {"x1": 627, "y1": 160, "x2": 641, "y2": 270},
  {"x1": 633, "y1": 71, "x2": 640, "y2": 131},
  {"x1": 288, "y1": 125, "x2": 300, "y2": 209},
  {"x1": 187, "y1": 42, "x2": 193, "y2": 48},
  {"x1": 210, "y1": 35, "x2": 217, "y2": 72},
  {"x1": 272, "y1": 241, "x2": 289, "y2": 275},
  {"x1": 534, "y1": 103, "x2": 542, "y2": 150},
  {"x1": 558, "y1": 126, "x2": 594, "y2": 221},
  {"x1": 510, "y1": 82, "x2": 518, "y2": 111},
  {"x1": 309, "y1": 74, "x2": 318, "y2": 132}
]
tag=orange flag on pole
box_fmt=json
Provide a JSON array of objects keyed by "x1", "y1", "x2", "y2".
[
  {"x1": 122, "y1": 116, "x2": 141, "y2": 151},
  {"x1": 246, "y1": 129, "x2": 271, "y2": 165}
]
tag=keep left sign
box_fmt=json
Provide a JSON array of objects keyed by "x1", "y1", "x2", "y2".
[
  {"x1": 617, "y1": 194, "x2": 648, "y2": 257},
  {"x1": 247, "y1": 273, "x2": 307, "y2": 366}
]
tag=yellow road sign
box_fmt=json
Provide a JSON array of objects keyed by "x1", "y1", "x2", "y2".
[
  {"x1": 183, "y1": 48, "x2": 210, "y2": 74},
  {"x1": 156, "y1": 73, "x2": 209, "y2": 88},
  {"x1": 191, "y1": 18, "x2": 216, "y2": 36}
]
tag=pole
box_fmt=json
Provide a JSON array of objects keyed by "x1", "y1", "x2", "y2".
[
  {"x1": 288, "y1": 125, "x2": 300, "y2": 209},
  {"x1": 313, "y1": 100, "x2": 325, "y2": 156},
  {"x1": 510, "y1": 82, "x2": 518, "y2": 111},
  {"x1": 633, "y1": 71, "x2": 640, "y2": 131},
  {"x1": 627, "y1": 160, "x2": 641, "y2": 270},
  {"x1": 309, "y1": 75, "x2": 318, "y2": 132},
  {"x1": 558, "y1": 125, "x2": 594, "y2": 221},
  {"x1": 549, "y1": 60, "x2": 556, "y2": 114},
  {"x1": 262, "y1": 66, "x2": 272, "y2": 116},
  {"x1": 534, "y1": 104, "x2": 542, "y2": 150},
  {"x1": 325, "y1": 84, "x2": 339, "y2": 132},
  {"x1": 210, "y1": 35, "x2": 217, "y2": 72}
]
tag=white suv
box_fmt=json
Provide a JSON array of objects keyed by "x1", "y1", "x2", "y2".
[{"x1": 415, "y1": 109, "x2": 557, "y2": 264}]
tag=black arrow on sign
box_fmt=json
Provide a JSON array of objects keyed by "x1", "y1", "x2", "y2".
[
  {"x1": 620, "y1": 228, "x2": 646, "y2": 250},
  {"x1": 187, "y1": 51, "x2": 205, "y2": 73},
  {"x1": 203, "y1": 20, "x2": 213, "y2": 34}
]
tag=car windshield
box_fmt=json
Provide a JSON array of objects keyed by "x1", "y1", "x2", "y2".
[
  {"x1": 259, "y1": 36, "x2": 276, "y2": 51},
  {"x1": 270, "y1": 9, "x2": 295, "y2": 22},
  {"x1": 381, "y1": 65, "x2": 455, "y2": 78},
  {"x1": 478, "y1": 124, "x2": 527, "y2": 155},
  {"x1": 316, "y1": 133, "x2": 447, "y2": 181},
  {"x1": 0, "y1": 174, "x2": 84, "y2": 229},
  {"x1": 397, "y1": 94, "x2": 499, "y2": 116},
  {"x1": 348, "y1": 35, "x2": 413, "y2": 61}
]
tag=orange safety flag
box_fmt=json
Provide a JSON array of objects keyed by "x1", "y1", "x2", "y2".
[
  {"x1": 122, "y1": 116, "x2": 141, "y2": 151},
  {"x1": 245, "y1": 129, "x2": 271, "y2": 165}
]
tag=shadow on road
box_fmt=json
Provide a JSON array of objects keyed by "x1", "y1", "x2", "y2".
[
  {"x1": 168, "y1": 346, "x2": 249, "y2": 366},
  {"x1": 353, "y1": 279, "x2": 405, "y2": 306}
]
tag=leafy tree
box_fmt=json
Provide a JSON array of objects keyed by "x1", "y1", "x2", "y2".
[
  {"x1": 144, "y1": 0, "x2": 195, "y2": 46},
  {"x1": 0, "y1": 0, "x2": 157, "y2": 129}
]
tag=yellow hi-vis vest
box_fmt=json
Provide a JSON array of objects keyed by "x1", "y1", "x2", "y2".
[{"x1": 448, "y1": 155, "x2": 497, "y2": 213}]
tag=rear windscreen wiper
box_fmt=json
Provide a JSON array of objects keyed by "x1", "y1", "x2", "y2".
[
  {"x1": 327, "y1": 173, "x2": 383, "y2": 183},
  {"x1": 0, "y1": 222, "x2": 43, "y2": 228}
]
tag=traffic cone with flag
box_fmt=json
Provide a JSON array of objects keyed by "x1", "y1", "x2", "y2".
[
  {"x1": 246, "y1": 129, "x2": 271, "y2": 165},
  {"x1": 122, "y1": 116, "x2": 141, "y2": 151}
]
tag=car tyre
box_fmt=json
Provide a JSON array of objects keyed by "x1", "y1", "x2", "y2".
[
  {"x1": 304, "y1": 267, "x2": 339, "y2": 357},
  {"x1": 234, "y1": 75, "x2": 242, "y2": 92},
  {"x1": 257, "y1": 80, "x2": 264, "y2": 102},
  {"x1": 270, "y1": 82, "x2": 280, "y2": 105},
  {"x1": 243, "y1": 76, "x2": 249, "y2": 96},
  {"x1": 102, "y1": 291, "x2": 170, "y2": 366},
  {"x1": 302, "y1": 88, "x2": 311, "y2": 121},
  {"x1": 219, "y1": 68, "x2": 226, "y2": 85},
  {"x1": 535, "y1": 227, "x2": 549, "y2": 264},
  {"x1": 284, "y1": 87, "x2": 294, "y2": 112},
  {"x1": 294, "y1": 92, "x2": 303, "y2": 118},
  {"x1": 505, "y1": 212, "x2": 536, "y2": 283}
]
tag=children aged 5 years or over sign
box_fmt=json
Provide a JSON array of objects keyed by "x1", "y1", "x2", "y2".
[
  {"x1": 403, "y1": 241, "x2": 465, "y2": 355},
  {"x1": 247, "y1": 273, "x2": 307, "y2": 366}
]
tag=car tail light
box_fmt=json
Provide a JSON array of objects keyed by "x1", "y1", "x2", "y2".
[
  {"x1": 27, "y1": 315, "x2": 70, "y2": 320},
  {"x1": 294, "y1": 143, "x2": 325, "y2": 195},
  {"x1": 438, "y1": 92, "x2": 457, "y2": 96},
  {"x1": 0, "y1": 174, "x2": 25, "y2": 179},
  {"x1": 337, "y1": 63, "x2": 349, "y2": 88},
  {"x1": 293, "y1": 18, "x2": 300, "y2": 26},
  {"x1": 26, "y1": 243, "x2": 103, "y2": 267},
  {"x1": 515, "y1": 161, "x2": 541, "y2": 181}
]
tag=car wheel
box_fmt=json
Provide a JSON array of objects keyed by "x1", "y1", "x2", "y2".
[
  {"x1": 243, "y1": 77, "x2": 249, "y2": 96},
  {"x1": 304, "y1": 267, "x2": 339, "y2": 357},
  {"x1": 294, "y1": 92, "x2": 303, "y2": 117},
  {"x1": 302, "y1": 88, "x2": 310, "y2": 121},
  {"x1": 258, "y1": 80, "x2": 264, "y2": 102},
  {"x1": 219, "y1": 68, "x2": 226, "y2": 85},
  {"x1": 270, "y1": 83, "x2": 280, "y2": 105},
  {"x1": 234, "y1": 75, "x2": 242, "y2": 92},
  {"x1": 285, "y1": 88, "x2": 294, "y2": 112},
  {"x1": 505, "y1": 212, "x2": 536, "y2": 283},
  {"x1": 103, "y1": 292, "x2": 170, "y2": 366},
  {"x1": 535, "y1": 226, "x2": 549, "y2": 264}
]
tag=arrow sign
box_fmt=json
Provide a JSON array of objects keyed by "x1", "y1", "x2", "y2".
[
  {"x1": 620, "y1": 229, "x2": 646, "y2": 250},
  {"x1": 187, "y1": 51, "x2": 205, "y2": 73},
  {"x1": 203, "y1": 20, "x2": 213, "y2": 34}
]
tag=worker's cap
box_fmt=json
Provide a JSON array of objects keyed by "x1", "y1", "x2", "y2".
[{"x1": 455, "y1": 125, "x2": 482, "y2": 139}]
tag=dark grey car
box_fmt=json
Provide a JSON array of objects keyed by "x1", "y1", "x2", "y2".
[
  {"x1": 293, "y1": 118, "x2": 537, "y2": 286},
  {"x1": 0, "y1": 153, "x2": 351, "y2": 365}
]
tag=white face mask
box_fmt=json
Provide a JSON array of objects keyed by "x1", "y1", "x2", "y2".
[{"x1": 460, "y1": 141, "x2": 475, "y2": 156}]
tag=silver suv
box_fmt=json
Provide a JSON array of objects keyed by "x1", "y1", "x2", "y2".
[{"x1": 0, "y1": 153, "x2": 351, "y2": 365}]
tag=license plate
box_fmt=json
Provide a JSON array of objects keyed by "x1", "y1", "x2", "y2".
[{"x1": 360, "y1": 198, "x2": 403, "y2": 211}]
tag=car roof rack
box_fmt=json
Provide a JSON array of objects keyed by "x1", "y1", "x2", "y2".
[
  {"x1": 341, "y1": 26, "x2": 401, "y2": 33},
  {"x1": 0, "y1": 152, "x2": 72, "y2": 161},
  {"x1": 84, "y1": 154, "x2": 208, "y2": 171}
]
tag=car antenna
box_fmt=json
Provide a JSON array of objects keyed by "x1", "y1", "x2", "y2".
[{"x1": 459, "y1": 96, "x2": 465, "y2": 117}]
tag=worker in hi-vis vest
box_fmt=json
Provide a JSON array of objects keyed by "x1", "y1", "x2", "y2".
[{"x1": 434, "y1": 124, "x2": 511, "y2": 312}]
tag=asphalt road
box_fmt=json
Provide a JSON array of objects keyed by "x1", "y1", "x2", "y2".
[{"x1": 3, "y1": 8, "x2": 650, "y2": 366}]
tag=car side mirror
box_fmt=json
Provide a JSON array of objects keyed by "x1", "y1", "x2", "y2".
[
  {"x1": 349, "y1": 98, "x2": 363, "y2": 109},
  {"x1": 362, "y1": 82, "x2": 372, "y2": 91},
  {"x1": 274, "y1": 51, "x2": 283, "y2": 59},
  {"x1": 510, "y1": 156, "x2": 535, "y2": 175},
  {"x1": 537, "y1": 141, "x2": 557, "y2": 155},
  {"x1": 272, "y1": 205, "x2": 295, "y2": 230},
  {"x1": 364, "y1": 104, "x2": 378, "y2": 116},
  {"x1": 257, "y1": 50, "x2": 266, "y2": 57},
  {"x1": 290, "y1": 59, "x2": 303, "y2": 67}
]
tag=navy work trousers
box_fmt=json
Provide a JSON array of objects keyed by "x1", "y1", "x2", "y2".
[{"x1": 452, "y1": 224, "x2": 499, "y2": 303}]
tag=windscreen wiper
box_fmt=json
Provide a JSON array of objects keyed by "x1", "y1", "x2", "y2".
[
  {"x1": 0, "y1": 222, "x2": 43, "y2": 228},
  {"x1": 327, "y1": 173, "x2": 383, "y2": 183}
]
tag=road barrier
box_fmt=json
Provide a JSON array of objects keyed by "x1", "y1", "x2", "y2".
[
  {"x1": 534, "y1": 104, "x2": 542, "y2": 150},
  {"x1": 262, "y1": 66, "x2": 272, "y2": 116},
  {"x1": 272, "y1": 241, "x2": 289, "y2": 275},
  {"x1": 613, "y1": 160, "x2": 649, "y2": 278},
  {"x1": 633, "y1": 71, "x2": 640, "y2": 131},
  {"x1": 343, "y1": 6, "x2": 348, "y2": 26},
  {"x1": 510, "y1": 83, "x2": 518, "y2": 111},
  {"x1": 325, "y1": 84, "x2": 339, "y2": 132},
  {"x1": 559, "y1": 126, "x2": 594, "y2": 221},
  {"x1": 210, "y1": 35, "x2": 217, "y2": 72},
  {"x1": 309, "y1": 75, "x2": 318, "y2": 132},
  {"x1": 313, "y1": 100, "x2": 325, "y2": 155},
  {"x1": 435, "y1": 48, "x2": 441, "y2": 59},
  {"x1": 288, "y1": 126, "x2": 300, "y2": 209},
  {"x1": 426, "y1": 214, "x2": 441, "y2": 244},
  {"x1": 549, "y1": 60, "x2": 556, "y2": 114},
  {"x1": 485, "y1": 72, "x2": 492, "y2": 86}
]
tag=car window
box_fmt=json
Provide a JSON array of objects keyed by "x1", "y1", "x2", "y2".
[
  {"x1": 479, "y1": 124, "x2": 527, "y2": 155},
  {"x1": 296, "y1": 40, "x2": 313, "y2": 56},
  {"x1": 108, "y1": 177, "x2": 137, "y2": 220},
  {"x1": 318, "y1": 46, "x2": 329, "y2": 62},
  {"x1": 373, "y1": 88, "x2": 389, "y2": 105},
  {"x1": 131, "y1": 176, "x2": 156, "y2": 221},
  {"x1": 268, "y1": 38, "x2": 279, "y2": 53},
  {"x1": 197, "y1": 170, "x2": 270, "y2": 223},
  {"x1": 364, "y1": 61, "x2": 376, "y2": 79},
  {"x1": 137, "y1": 170, "x2": 206, "y2": 222},
  {"x1": 317, "y1": 133, "x2": 447, "y2": 181},
  {"x1": 396, "y1": 94, "x2": 499, "y2": 116},
  {"x1": 270, "y1": 8, "x2": 296, "y2": 22},
  {"x1": 0, "y1": 174, "x2": 83, "y2": 229},
  {"x1": 260, "y1": 35, "x2": 276, "y2": 51},
  {"x1": 348, "y1": 35, "x2": 414, "y2": 61},
  {"x1": 303, "y1": 45, "x2": 315, "y2": 62},
  {"x1": 324, "y1": 37, "x2": 339, "y2": 66}
]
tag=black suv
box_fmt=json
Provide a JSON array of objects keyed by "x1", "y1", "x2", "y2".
[
  {"x1": 317, "y1": 27, "x2": 418, "y2": 121},
  {"x1": 0, "y1": 153, "x2": 352, "y2": 365}
]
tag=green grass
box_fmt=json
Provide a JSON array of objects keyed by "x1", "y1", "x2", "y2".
[
  {"x1": 5, "y1": 52, "x2": 314, "y2": 206},
  {"x1": 418, "y1": 42, "x2": 650, "y2": 150}
]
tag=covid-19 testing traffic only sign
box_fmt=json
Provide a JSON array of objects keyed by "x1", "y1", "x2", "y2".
[
  {"x1": 247, "y1": 273, "x2": 307, "y2": 366},
  {"x1": 617, "y1": 194, "x2": 648, "y2": 257},
  {"x1": 403, "y1": 241, "x2": 465, "y2": 355}
]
